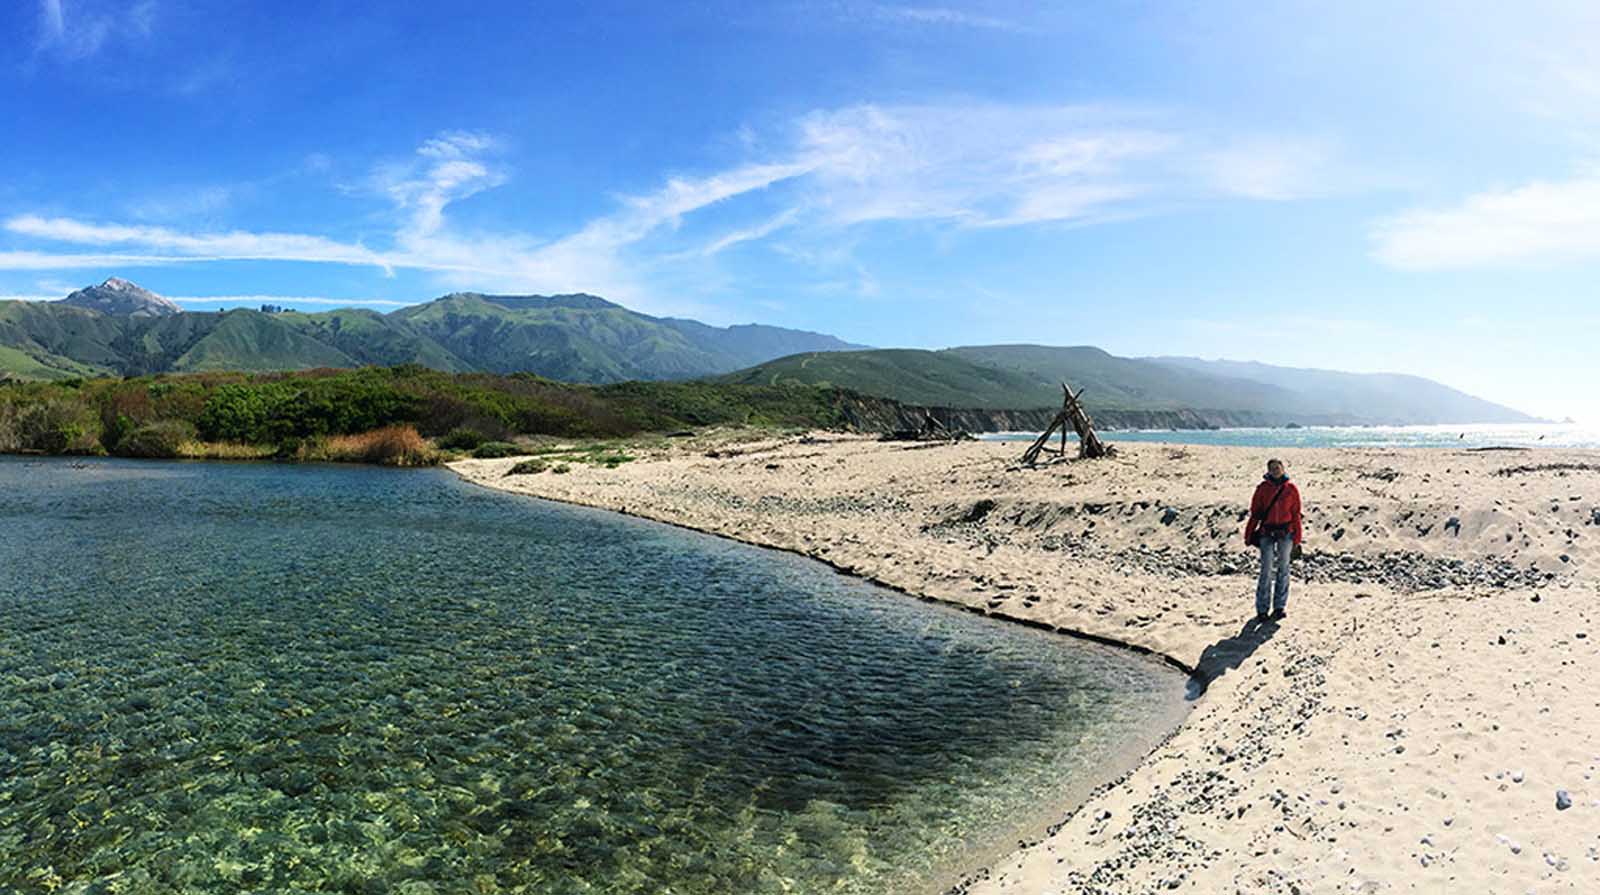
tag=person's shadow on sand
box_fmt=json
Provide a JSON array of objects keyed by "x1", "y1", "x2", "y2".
[{"x1": 1186, "y1": 617, "x2": 1278, "y2": 700}]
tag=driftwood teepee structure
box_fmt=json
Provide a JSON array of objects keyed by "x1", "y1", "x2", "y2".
[{"x1": 1020, "y1": 382, "x2": 1112, "y2": 465}]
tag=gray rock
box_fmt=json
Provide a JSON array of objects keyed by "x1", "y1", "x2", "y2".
[
  {"x1": 1557, "y1": 789, "x2": 1572, "y2": 810},
  {"x1": 56, "y1": 277, "x2": 182, "y2": 317}
]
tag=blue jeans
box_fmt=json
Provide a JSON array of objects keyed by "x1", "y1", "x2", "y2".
[{"x1": 1256, "y1": 531, "x2": 1293, "y2": 616}]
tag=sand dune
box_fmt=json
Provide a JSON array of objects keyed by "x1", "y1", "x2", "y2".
[{"x1": 451, "y1": 435, "x2": 1600, "y2": 893}]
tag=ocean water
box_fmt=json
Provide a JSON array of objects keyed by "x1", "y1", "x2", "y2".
[
  {"x1": 0, "y1": 458, "x2": 1186, "y2": 895},
  {"x1": 983, "y1": 422, "x2": 1600, "y2": 450}
]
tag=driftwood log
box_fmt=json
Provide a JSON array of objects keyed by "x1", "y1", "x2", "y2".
[
  {"x1": 1020, "y1": 382, "x2": 1112, "y2": 465},
  {"x1": 881, "y1": 411, "x2": 970, "y2": 442}
]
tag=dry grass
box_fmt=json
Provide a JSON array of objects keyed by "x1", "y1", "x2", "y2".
[
  {"x1": 304, "y1": 426, "x2": 439, "y2": 466},
  {"x1": 175, "y1": 440, "x2": 277, "y2": 461}
]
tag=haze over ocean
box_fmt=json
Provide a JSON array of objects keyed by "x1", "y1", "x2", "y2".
[{"x1": 983, "y1": 422, "x2": 1600, "y2": 451}]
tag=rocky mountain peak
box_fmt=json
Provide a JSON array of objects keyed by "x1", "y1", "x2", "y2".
[{"x1": 58, "y1": 278, "x2": 183, "y2": 318}]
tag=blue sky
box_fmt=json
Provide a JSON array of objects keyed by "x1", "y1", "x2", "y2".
[{"x1": 3, "y1": 1, "x2": 1599, "y2": 422}]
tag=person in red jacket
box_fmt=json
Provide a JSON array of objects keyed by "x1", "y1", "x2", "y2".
[{"x1": 1244, "y1": 458, "x2": 1303, "y2": 622}]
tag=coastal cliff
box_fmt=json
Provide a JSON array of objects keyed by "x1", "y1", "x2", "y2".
[{"x1": 831, "y1": 393, "x2": 1283, "y2": 433}]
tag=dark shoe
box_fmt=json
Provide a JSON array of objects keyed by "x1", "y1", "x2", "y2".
[
  {"x1": 1270, "y1": 609, "x2": 1287, "y2": 620},
  {"x1": 1255, "y1": 613, "x2": 1269, "y2": 623}
]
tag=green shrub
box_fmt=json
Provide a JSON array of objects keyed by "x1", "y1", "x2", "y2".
[
  {"x1": 472, "y1": 441, "x2": 526, "y2": 459},
  {"x1": 197, "y1": 383, "x2": 277, "y2": 443},
  {"x1": 438, "y1": 427, "x2": 488, "y2": 450},
  {"x1": 504, "y1": 458, "x2": 548, "y2": 476},
  {"x1": 15, "y1": 399, "x2": 99, "y2": 454},
  {"x1": 196, "y1": 375, "x2": 423, "y2": 443},
  {"x1": 113, "y1": 420, "x2": 197, "y2": 459},
  {"x1": 576, "y1": 450, "x2": 634, "y2": 468},
  {"x1": 2, "y1": 365, "x2": 857, "y2": 462},
  {"x1": 0, "y1": 403, "x2": 19, "y2": 452},
  {"x1": 101, "y1": 413, "x2": 135, "y2": 452}
]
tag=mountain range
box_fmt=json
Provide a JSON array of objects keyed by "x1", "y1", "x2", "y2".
[
  {"x1": 0, "y1": 279, "x2": 1534, "y2": 425},
  {"x1": 0, "y1": 279, "x2": 862, "y2": 382},
  {"x1": 721, "y1": 346, "x2": 1535, "y2": 425}
]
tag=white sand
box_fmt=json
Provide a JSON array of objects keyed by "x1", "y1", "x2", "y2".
[{"x1": 451, "y1": 435, "x2": 1600, "y2": 893}]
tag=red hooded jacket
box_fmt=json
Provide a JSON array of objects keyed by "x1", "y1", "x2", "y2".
[{"x1": 1244, "y1": 476, "x2": 1302, "y2": 545}]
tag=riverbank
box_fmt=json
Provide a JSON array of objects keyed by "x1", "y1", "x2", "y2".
[{"x1": 451, "y1": 433, "x2": 1600, "y2": 893}]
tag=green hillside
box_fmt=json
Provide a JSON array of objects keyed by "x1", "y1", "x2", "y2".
[
  {"x1": 719, "y1": 345, "x2": 1294, "y2": 412},
  {"x1": 721, "y1": 344, "x2": 1534, "y2": 425},
  {"x1": 391, "y1": 293, "x2": 719, "y2": 381},
  {"x1": 0, "y1": 344, "x2": 104, "y2": 380},
  {"x1": 943, "y1": 345, "x2": 1300, "y2": 411},
  {"x1": 171, "y1": 310, "x2": 357, "y2": 372},
  {"x1": 116, "y1": 313, "x2": 226, "y2": 376},
  {"x1": 0, "y1": 283, "x2": 864, "y2": 384},
  {"x1": 1145, "y1": 356, "x2": 1537, "y2": 424},
  {"x1": 278, "y1": 308, "x2": 471, "y2": 371},
  {"x1": 0, "y1": 301, "x2": 126, "y2": 377},
  {"x1": 1, "y1": 282, "x2": 1535, "y2": 426},
  {"x1": 719, "y1": 349, "x2": 1056, "y2": 408}
]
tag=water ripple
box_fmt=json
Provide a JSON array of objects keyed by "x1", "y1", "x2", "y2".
[{"x1": 0, "y1": 457, "x2": 1184, "y2": 894}]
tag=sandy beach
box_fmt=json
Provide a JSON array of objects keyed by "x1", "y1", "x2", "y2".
[{"x1": 451, "y1": 434, "x2": 1600, "y2": 893}]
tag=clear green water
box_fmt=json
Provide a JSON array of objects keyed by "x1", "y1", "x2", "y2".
[{"x1": 0, "y1": 457, "x2": 1185, "y2": 895}]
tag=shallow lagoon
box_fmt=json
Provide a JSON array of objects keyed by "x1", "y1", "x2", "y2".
[{"x1": 0, "y1": 457, "x2": 1185, "y2": 894}]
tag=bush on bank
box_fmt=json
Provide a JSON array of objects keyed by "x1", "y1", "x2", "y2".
[
  {"x1": 0, "y1": 365, "x2": 856, "y2": 464},
  {"x1": 112, "y1": 420, "x2": 197, "y2": 458}
]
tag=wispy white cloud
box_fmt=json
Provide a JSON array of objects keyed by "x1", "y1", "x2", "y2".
[
  {"x1": 1, "y1": 110, "x2": 1344, "y2": 310},
  {"x1": 35, "y1": 0, "x2": 155, "y2": 59},
  {"x1": 874, "y1": 5, "x2": 1026, "y2": 33},
  {"x1": 40, "y1": 0, "x2": 64, "y2": 37},
  {"x1": 1198, "y1": 135, "x2": 1337, "y2": 201},
  {"x1": 6, "y1": 216, "x2": 390, "y2": 269},
  {"x1": 0, "y1": 130, "x2": 813, "y2": 311},
  {"x1": 1371, "y1": 170, "x2": 1600, "y2": 269},
  {"x1": 417, "y1": 131, "x2": 499, "y2": 160},
  {"x1": 125, "y1": 185, "x2": 235, "y2": 221},
  {"x1": 391, "y1": 155, "x2": 818, "y2": 305},
  {"x1": 170, "y1": 295, "x2": 413, "y2": 308},
  {"x1": 377, "y1": 130, "x2": 508, "y2": 239},
  {"x1": 129, "y1": 0, "x2": 155, "y2": 36},
  {"x1": 0, "y1": 291, "x2": 412, "y2": 310},
  {"x1": 791, "y1": 103, "x2": 1331, "y2": 228},
  {"x1": 695, "y1": 208, "x2": 802, "y2": 257},
  {"x1": 793, "y1": 104, "x2": 1158, "y2": 226},
  {"x1": 0, "y1": 250, "x2": 190, "y2": 270}
]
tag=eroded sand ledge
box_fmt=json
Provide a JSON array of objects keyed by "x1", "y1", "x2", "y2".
[{"x1": 451, "y1": 435, "x2": 1600, "y2": 893}]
